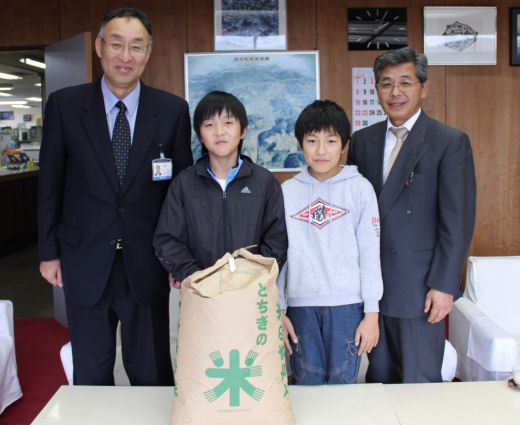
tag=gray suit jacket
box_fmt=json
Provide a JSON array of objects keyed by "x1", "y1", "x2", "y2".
[{"x1": 347, "y1": 111, "x2": 476, "y2": 318}]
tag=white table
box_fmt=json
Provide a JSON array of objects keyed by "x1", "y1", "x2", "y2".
[
  {"x1": 31, "y1": 381, "x2": 520, "y2": 425},
  {"x1": 31, "y1": 384, "x2": 399, "y2": 425},
  {"x1": 385, "y1": 381, "x2": 520, "y2": 425}
]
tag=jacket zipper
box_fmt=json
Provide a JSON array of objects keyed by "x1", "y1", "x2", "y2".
[{"x1": 222, "y1": 189, "x2": 227, "y2": 251}]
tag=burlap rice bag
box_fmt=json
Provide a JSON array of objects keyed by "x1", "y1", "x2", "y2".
[{"x1": 171, "y1": 248, "x2": 296, "y2": 425}]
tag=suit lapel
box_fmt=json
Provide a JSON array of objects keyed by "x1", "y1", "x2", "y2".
[
  {"x1": 378, "y1": 112, "x2": 431, "y2": 219},
  {"x1": 81, "y1": 80, "x2": 120, "y2": 193},
  {"x1": 121, "y1": 83, "x2": 159, "y2": 194}
]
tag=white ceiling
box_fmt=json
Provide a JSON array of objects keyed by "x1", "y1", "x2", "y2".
[{"x1": 0, "y1": 50, "x2": 44, "y2": 108}]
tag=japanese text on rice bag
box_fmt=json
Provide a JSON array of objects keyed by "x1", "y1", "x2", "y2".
[{"x1": 171, "y1": 248, "x2": 296, "y2": 425}]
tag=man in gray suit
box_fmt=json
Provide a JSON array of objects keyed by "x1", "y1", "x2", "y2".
[{"x1": 347, "y1": 47, "x2": 476, "y2": 383}]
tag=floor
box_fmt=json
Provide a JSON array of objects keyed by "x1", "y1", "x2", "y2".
[{"x1": 0, "y1": 244, "x2": 54, "y2": 319}]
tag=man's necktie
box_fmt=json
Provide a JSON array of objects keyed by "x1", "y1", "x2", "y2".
[
  {"x1": 112, "y1": 101, "x2": 131, "y2": 186},
  {"x1": 385, "y1": 127, "x2": 409, "y2": 183}
]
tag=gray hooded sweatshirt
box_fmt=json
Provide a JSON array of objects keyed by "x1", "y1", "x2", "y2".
[{"x1": 277, "y1": 165, "x2": 383, "y2": 312}]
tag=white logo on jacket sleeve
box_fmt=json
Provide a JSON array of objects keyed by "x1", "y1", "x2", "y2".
[{"x1": 291, "y1": 198, "x2": 349, "y2": 229}]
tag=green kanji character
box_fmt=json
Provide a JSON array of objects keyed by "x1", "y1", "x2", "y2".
[
  {"x1": 278, "y1": 344, "x2": 285, "y2": 361},
  {"x1": 204, "y1": 349, "x2": 264, "y2": 407},
  {"x1": 280, "y1": 363, "x2": 287, "y2": 380}
]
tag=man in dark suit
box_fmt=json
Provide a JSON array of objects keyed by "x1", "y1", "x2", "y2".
[
  {"x1": 38, "y1": 8, "x2": 193, "y2": 385},
  {"x1": 347, "y1": 47, "x2": 476, "y2": 383}
]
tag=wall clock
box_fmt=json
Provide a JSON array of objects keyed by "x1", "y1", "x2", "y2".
[{"x1": 348, "y1": 8, "x2": 407, "y2": 50}]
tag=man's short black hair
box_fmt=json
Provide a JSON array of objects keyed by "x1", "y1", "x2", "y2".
[
  {"x1": 193, "y1": 91, "x2": 248, "y2": 154},
  {"x1": 295, "y1": 100, "x2": 351, "y2": 149},
  {"x1": 99, "y1": 8, "x2": 152, "y2": 43}
]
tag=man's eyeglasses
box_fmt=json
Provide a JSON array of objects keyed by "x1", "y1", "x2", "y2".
[
  {"x1": 376, "y1": 81, "x2": 419, "y2": 93},
  {"x1": 101, "y1": 38, "x2": 149, "y2": 56}
]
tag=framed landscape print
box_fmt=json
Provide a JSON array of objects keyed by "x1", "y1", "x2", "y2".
[
  {"x1": 214, "y1": 0, "x2": 287, "y2": 51},
  {"x1": 424, "y1": 7, "x2": 496, "y2": 65},
  {"x1": 185, "y1": 51, "x2": 319, "y2": 170}
]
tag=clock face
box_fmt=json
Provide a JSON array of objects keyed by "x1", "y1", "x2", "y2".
[{"x1": 348, "y1": 8, "x2": 407, "y2": 51}]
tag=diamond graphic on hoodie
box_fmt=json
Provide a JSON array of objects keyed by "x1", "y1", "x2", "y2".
[{"x1": 291, "y1": 198, "x2": 349, "y2": 229}]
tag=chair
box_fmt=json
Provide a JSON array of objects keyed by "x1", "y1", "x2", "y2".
[
  {"x1": 450, "y1": 256, "x2": 520, "y2": 381},
  {"x1": 0, "y1": 300, "x2": 23, "y2": 414},
  {"x1": 60, "y1": 289, "x2": 180, "y2": 385}
]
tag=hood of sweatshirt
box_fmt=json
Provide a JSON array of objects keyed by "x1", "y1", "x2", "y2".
[{"x1": 293, "y1": 164, "x2": 362, "y2": 185}]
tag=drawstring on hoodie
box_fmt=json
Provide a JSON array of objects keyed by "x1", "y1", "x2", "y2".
[
  {"x1": 328, "y1": 182, "x2": 332, "y2": 247},
  {"x1": 308, "y1": 182, "x2": 313, "y2": 241}
]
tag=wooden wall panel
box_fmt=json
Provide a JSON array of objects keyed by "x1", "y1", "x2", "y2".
[
  {"x1": 186, "y1": 0, "x2": 213, "y2": 53},
  {"x1": 287, "y1": 0, "x2": 316, "y2": 50},
  {"x1": 0, "y1": 1, "x2": 60, "y2": 48},
  {"x1": 444, "y1": 0, "x2": 520, "y2": 256},
  {"x1": 0, "y1": 0, "x2": 518, "y2": 256},
  {"x1": 59, "y1": 0, "x2": 187, "y2": 96}
]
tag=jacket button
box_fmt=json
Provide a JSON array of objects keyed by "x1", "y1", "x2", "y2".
[
  {"x1": 118, "y1": 207, "x2": 125, "y2": 214},
  {"x1": 391, "y1": 248, "x2": 397, "y2": 255},
  {"x1": 406, "y1": 209, "x2": 412, "y2": 215}
]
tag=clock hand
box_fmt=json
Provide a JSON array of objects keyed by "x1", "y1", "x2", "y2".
[
  {"x1": 377, "y1": 10, "x2": 389, "y2": 29},
  {"x1": 366, "y1": 21, "x2": 392, "y2": 44}
]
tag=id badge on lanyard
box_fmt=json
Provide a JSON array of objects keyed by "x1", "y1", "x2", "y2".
[{"x1": 152, "y1": 144, "x2": 173, "y2": 181}]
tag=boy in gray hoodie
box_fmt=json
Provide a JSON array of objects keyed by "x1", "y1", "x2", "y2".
[{"x1": 278, "y1": 100, "x2": 383, "y2": 384}]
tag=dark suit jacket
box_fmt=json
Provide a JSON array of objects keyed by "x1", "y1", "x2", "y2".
[
  {"x1": 38, "y1": 79, "x2": 193, "y2": 307},
  {"x1": 347, "y1": 111, "x2": 476, "y2": 318}
]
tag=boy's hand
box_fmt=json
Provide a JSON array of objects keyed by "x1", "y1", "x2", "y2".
[
  {"x1": 281, "y1": 311, "x2": 298, "y2": 355},
  {"x1": 168, "y1": 274, "x2": 181, "y2": 289},
  {"x1": 355, "y1": 312, "x2": 379, "y2": 355}
]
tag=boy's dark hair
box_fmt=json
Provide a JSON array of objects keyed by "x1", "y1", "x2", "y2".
[
  {"x1": 99, "y1": 8, "x2": 153, "y2": 43},
  {"x1": 294, "y1": 100, "x2": 351, "y2": 149},
  {"x1": 193, "y1": 91, "x2": 248, "y2": 154}
]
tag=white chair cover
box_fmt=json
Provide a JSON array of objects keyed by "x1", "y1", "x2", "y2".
[
  {"x1": 0, "y1": 300, "x2": 23, "y2": 414},
  {"x1": 450, "y1": 256, "x2": 520, "y2": 381}
]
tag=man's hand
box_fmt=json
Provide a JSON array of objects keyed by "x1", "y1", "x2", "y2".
[
  {"x1": 281, "y1": 311, "x2": 298, "y2": 355},
  {"x1": 168, "y1": 274, "x2": 181, "y2": 289},
  {"x1": 355, "y1": 312, "x2": 379, "y2": 355},
  {"x1": 424, "y1": 288, "x2": 453, "y2": 323},
  {"x1": 40, "y1": 259, "x2": 63, "y2": 287}
]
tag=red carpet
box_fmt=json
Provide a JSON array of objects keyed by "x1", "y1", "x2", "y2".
[{"x1": 1, "y1": 319, "x2": 69, "y2": 424}]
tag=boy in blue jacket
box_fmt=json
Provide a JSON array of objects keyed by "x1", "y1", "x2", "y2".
[{"x1": 153, "y1": 91, "x2": 287, "y2": 283}]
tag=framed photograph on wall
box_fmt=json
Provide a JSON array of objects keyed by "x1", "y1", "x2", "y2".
[
  {"x1": 185, "y1": 51, "x2": 319, "y2": 170},
  {"x1": 424, "y1": 6, "x2": 496, "y2": 65},
  {"x1": 214, "y1": 0, "x2": 287, "y2": 51},
  {"x1": 511, "y1": 8, "x2": 520, "y2": 66}
]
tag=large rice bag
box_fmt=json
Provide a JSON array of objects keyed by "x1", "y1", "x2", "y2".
[{"x1": 171, "y1": 248, "x2": 296, "y2": 425}]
